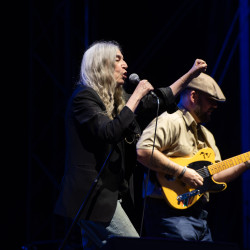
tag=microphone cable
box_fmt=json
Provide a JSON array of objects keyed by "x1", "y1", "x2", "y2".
[{"x1": 139, "y1": 95, "x2": 160, "y2": 237}]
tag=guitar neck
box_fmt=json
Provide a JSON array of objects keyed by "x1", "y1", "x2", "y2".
[{"x1": 208, "y1": 151, "x2": 250, "y2": 175}]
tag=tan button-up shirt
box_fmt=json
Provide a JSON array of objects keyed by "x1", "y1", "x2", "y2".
[{"x1": 136, "y1": 107, "x2": 221, "y2": 197}]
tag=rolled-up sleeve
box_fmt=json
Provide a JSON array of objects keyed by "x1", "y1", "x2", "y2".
[{"x1": 156, "y1": 87, "x2": 176, "y2": 108}]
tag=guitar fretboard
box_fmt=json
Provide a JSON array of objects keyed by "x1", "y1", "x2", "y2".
[{"x1": 208, "y1": 151, "x2": 250, "y2": 175}]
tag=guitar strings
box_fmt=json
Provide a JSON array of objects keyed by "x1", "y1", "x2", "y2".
[{"x1": 193, "y1": 167, "x2": 209, "y2": 178}]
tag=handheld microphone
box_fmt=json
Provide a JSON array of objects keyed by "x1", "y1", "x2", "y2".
[{"x1": 129, "y1": 73, "x2": 158, "y2": 98}]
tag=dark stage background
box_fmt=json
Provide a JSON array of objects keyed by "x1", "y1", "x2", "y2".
[{"x1": 24, "y1": 0, "x2": 250, "y2": 249}]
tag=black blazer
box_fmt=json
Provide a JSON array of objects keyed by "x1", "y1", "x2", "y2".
[{"x1": 54, "y1": 84, "x2": 176, "y2": 223}]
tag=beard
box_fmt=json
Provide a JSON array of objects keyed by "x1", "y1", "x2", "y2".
[{"x1": 194, "y1": 101, "x2": 212, "y2": 124}]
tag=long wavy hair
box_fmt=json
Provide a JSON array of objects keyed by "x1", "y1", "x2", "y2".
[{"x1": 80, "y1": 41, "x2": 126, "y2": 119}]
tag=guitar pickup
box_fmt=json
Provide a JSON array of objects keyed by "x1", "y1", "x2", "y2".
[{"x1": 177, "y1": 189, "x2": 200, "y2": 202}]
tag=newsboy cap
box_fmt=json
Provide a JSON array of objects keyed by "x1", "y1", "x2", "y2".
[{"x1": 187, "y1": 73, "x2": 226, "y2": 102}]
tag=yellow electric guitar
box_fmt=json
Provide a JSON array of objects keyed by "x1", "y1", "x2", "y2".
[{"x1": 157, "y1": 148, "x2": 250, "y2": 210}]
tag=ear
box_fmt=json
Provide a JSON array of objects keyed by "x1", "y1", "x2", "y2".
[{"x1": 190, "y1": 90, "x2": 198, "y2": 104}]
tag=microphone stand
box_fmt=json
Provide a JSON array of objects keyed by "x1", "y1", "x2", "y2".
[{"x1": 58, "y1": 146, "x2": 115, "y2": 250}]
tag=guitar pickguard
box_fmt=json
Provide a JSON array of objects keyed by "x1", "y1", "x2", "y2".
[{"x1": 187, "y1": 161, "x2": 226, "y2": 194}]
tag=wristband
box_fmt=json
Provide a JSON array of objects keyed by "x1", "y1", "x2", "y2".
[{"x1": 178, "y1": 166, "x2": 187, "y2": 179}]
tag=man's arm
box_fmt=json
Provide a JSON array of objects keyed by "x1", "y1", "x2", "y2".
[
  {"x1": 169, "y1": 59, "x2": 207, "y2": 96},
  {"x1": 137, "y1": 148, "x2": 204, "y2": 188},
  {"x1": 213, "y1": 161, "x2": 250, "y2": 183}
]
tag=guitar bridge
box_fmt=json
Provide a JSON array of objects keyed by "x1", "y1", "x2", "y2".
[{"x1": 177, "y1": 189, "x2": 201, "y2": 207}]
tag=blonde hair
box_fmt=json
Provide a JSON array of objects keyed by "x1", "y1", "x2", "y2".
[{"x1": 80, "y1": 41, "x2": 126, "y2": 119}]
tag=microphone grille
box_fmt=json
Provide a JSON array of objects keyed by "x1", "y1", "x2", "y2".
[{"x1": 129, "y1": 73, "x2": 140, "y2": 84}]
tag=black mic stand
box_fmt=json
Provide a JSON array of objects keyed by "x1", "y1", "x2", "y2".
[{"x1": 58, "y1": 146, "x2": 115, "y2": 250}]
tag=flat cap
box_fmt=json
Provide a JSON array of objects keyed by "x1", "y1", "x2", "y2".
[{"x1": 187, "y1": 73, "x2": 226, "y2": 102}]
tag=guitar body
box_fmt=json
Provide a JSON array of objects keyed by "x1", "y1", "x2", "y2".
[{"x1": 157, "y1": 148, "x2": 227, "y2": 209}]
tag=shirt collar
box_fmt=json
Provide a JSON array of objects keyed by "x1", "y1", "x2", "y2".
[{"x1": 177, "y1": 105, "x2": 197, "y2": 128}]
